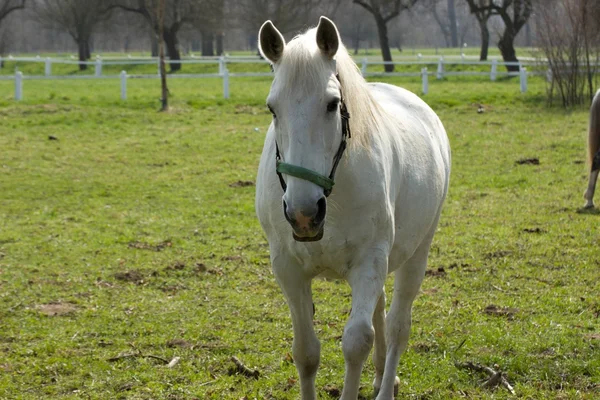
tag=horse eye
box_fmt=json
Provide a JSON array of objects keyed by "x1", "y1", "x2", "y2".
[
  {"x1": 267, "y1": 105, "x2": 276, "y2": 118},
  {"x1": 327, "y1": 100, "x2": 339, "y2": 113}
]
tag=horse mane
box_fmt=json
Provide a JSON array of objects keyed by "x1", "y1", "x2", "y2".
[
  {"x1": 589, "y1": 89, "x2": 600, "y2": 167},
  {"x1": 278, "y1": 28, "x2": 393, "y2": 152}
]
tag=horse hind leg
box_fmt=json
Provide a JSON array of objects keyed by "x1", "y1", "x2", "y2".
[
  {"x1": 372, "y1": 291, "x2": 387, "y2": 396},
  {"x1": 376, "y1": 239, "x2": 431, "y2": 399},
  {"x1": 583, "y1": 151, "x2": 600, "y2": 208}
]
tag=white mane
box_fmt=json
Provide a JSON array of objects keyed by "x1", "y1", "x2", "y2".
[{"x1": 275, "y1": 28, "x2": 395, "y2": 151}]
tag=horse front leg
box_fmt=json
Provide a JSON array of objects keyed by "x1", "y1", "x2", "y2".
[
  {"x1": 341, "y1": 252, "x2": 387, "y2": 400},
  {"x1": 273, "y1": 258, "x2": 320, "y2": 400},
  {"x1": 584, "y1": 169, "x2": 599, "y2": 208}
]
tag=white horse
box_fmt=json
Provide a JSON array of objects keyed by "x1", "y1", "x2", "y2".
[
  {"x1": 255, "y1": 17, "x2": 451, "y2": 399},
  {"x1": 584, "y1": 89, "x2": 600, "y2": 208}
]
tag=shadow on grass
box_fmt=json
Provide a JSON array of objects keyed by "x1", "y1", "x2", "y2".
[{"x1": 576, "y1": 207, "x2": 600, "y2": 215}]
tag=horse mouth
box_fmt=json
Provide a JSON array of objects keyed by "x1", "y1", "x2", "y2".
[{"x1": 292, "y1": 227, "x2": 324, "y2": 242}]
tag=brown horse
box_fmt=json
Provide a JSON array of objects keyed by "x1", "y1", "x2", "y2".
[{"x1": 584, "y1": 89, "x2": 600, "y2": 208}]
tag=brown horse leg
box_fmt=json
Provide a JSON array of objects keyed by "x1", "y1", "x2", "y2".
[{"x1": 584, "y1": 166, "x2": 599, "y2": 209}]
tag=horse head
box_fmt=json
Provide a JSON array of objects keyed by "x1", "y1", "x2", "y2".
[{"x1": 259, "y1": 17, "x2": 349, "y2": 242}]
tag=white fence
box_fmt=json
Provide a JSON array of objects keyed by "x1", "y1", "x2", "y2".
[{"x1": 0, "y1": 54, "x2": 543, "y2": 100}]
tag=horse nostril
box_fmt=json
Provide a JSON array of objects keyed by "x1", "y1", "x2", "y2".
[
  {"x1": 283, "y1": 200, "x2": 295, "y2": 224},
  {"x1": 314, "y1": 197, "x2": 327, "y2": 225}
]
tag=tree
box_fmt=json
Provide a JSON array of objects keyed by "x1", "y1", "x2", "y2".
[
  {"x1": 423, "y1": 0, "x2": 459, "y2": 47},
  {"x1": 0, "y1": 1, "x2": 26, "y2": 68},
  {"x1": 157, "y1": 0, "x2": 168, "y2": 110},
  {"x1": 494, "y1": 0, "x2": 532, "y2": 72},
  {"x1": 354, "y1": 0, "x2": 419, "y2": 72},
  {"x1": 447, "y1": 0, "x2": 458, "y2": 47},
  {"x1": 108, "y1": 0, "x2": 198, "y2": 72},
  {"x1": 464, "y1": 0, "x2": 494, "y2": 60},
  {"x1": 465, "y1": 0, "x2": 532, "y2": 70},
  {"x1": 0, "y1": 0, "x2": 25, "y2": 23},
  {"x1": 33, "y1": 0, "x2": 108, "y2": 70},
  {"x1": 536, "y1": 0, "x2": 600, "y2": 106}
]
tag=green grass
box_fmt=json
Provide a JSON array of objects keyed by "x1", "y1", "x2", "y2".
[{"x1": 0, "y1": 74, "x2": 599, "y2": 400}]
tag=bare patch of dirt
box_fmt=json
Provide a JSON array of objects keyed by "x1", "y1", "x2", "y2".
[
  {"x1": 484, "y1": 250, "x2": 512, "y2": 259},
  {"x1": 113, "y1": 270, "x2": 145, "y2": 284},
  {"x1": 194, "y1": 263, "x2": 207, "y2": 273},
  {"x1": 412, "y1": 342, "x2": 437, "y2": 353},
  {"x1": 229, "y1": 180, "x2": 254, "y2": 188},
  {"x1": 515, "y1": 157, "x2": 540, "y2": 165},
  {"x1": 128, "y1": 240, "x2": 172, "y2": 251},
  {"x1": 483, "y1": 304, "x2": 519, "y2": 319},
  {"x1": 523, "y1": 227, "x2": 545, "y2": 234},
  {"x1": 166, "y1": 338, "x2": 193, "y2": 348},
  {"x1": 165, "y1": 261, "x2": 186, "y2": 271},
  {"x1": 38, "y1": 302, "x2": 77, "y2": 316},
  {"x1": 425, "y1": 266, "x2": 446, "y2": 277},
  {"x1": 221, "y1": 255, "x2": 242, "y2": 261},
  {"x1": 323, "y1": 384, "x2": 341, "y2": 398},
  {"x1": 159, "y1": 283, "x2": 187, "y2": 294}
]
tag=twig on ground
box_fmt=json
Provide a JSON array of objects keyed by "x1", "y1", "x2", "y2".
[
  {"x1": 107, "y1": 351, "x2": 169, "y2": 365},
  {"x1": 455, "y1": 361, "x2": 516, "y2": 395},
  {"x1": 229, "y1": 356, "x2": 260, "y2": 379}
]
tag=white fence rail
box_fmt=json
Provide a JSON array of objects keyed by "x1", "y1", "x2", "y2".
[{"x1": 0, "y1": 54, "x2": 551, "y2": 100}]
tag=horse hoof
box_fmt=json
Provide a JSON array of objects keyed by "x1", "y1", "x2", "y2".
[{"x1": 372, "y1": 376, "x2": 399, "y2": 399}]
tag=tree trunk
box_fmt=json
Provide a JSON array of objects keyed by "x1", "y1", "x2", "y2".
[
  {"x1": 151, "y1": 31, "x2": 159, "y2": 57},
  {"x1": 163, "y1": 28, "x2": 181, "y2": 72},
  {"x1": 158, "y1": 0, "x2": 168, "y2": 111},
  {"x1": 202, "y1": 32, "x2": 214, "y2": 56},
  {"x1": 477, "y1": 18, "x2": 490, "y2": 61},
  {"x1": 524, "y1": 21, "x2": 532, "y2": 47},
  {"x1": 216, "y1": 32, "x2": 224, "y2": 56},
  {"x1": 448, "y1": 0, "x2": 458, "y2": 47},
  {"x1": 498, "y1": 31, "x2": 519, "y2": 72},
  {"x1": 374, "y1": 15, "x2": 394, "y2": 73},
  {"x1": 77, "y1": 39, "x2": 88, "y2": 71}
]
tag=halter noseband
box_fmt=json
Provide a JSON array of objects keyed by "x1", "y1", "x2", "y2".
[{"x1": 274, "y1": 75, "x2": 351, "y2": 197}]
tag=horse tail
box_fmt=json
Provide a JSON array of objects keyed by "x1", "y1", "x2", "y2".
[{"x1": 589, "y1": 90, "x2": 600, "y2": 171}]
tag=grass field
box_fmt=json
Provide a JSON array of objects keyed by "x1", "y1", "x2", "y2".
[{"x1": 0, "y1": 72, "x2": 599, "y2": 400}]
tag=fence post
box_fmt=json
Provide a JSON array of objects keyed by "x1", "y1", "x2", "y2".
[
  {"x1": 219, "y1": 56, "x2": 225, "y2": 75},
  {"x1": 546, "y1": 68, "x2": 552, "y2": 83},
  {"x1": 436, "y1": 57, "x2": 444, "y2": 80},
  {"x1": 520, "y1": 67, "x2": 527, "y2": 93},
  {"x1": 223, "y1": 67, "x2": 230, "y2": 99},
  {"x1": 417, "y1": 53, "x2": 422, "y2": 61},
  {"x1": 15, "y1": 71, "x2": 23, "y2": 101},
  {"x1": 95, "y1": 57, "x2": 102, "y2": 77},
  {"x1": 45, "y1": 58, "x2": 52, "y2": 76},
  {"x1": 120, "y1": 70, "x2": 127, "y2": 100},
  {"x1": 490, "y1": 59, "x2": 497, "y2": 81},
  {"x1": 421, "y1": 67, "x2": 428, "y2": 95},
  {"x1": 361, "y1": 58, "x2": 367, "y2": 76}
]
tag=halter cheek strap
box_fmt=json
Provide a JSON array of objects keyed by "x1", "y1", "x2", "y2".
[{"x1": 274, "y1": 77, "x2": 351, "y2": 197}]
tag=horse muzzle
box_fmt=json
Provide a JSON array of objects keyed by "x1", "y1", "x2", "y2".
[{"x1": 283, "y1": 197, "x2": 326, "y2": 242}]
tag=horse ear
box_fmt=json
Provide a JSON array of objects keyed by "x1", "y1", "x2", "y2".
[
  {"x1": 259, "y1": 20, "x2": 285, "y2": 64},
  {"x1": 316, "y1": 16, "x2": 340, "y2": 59}
]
